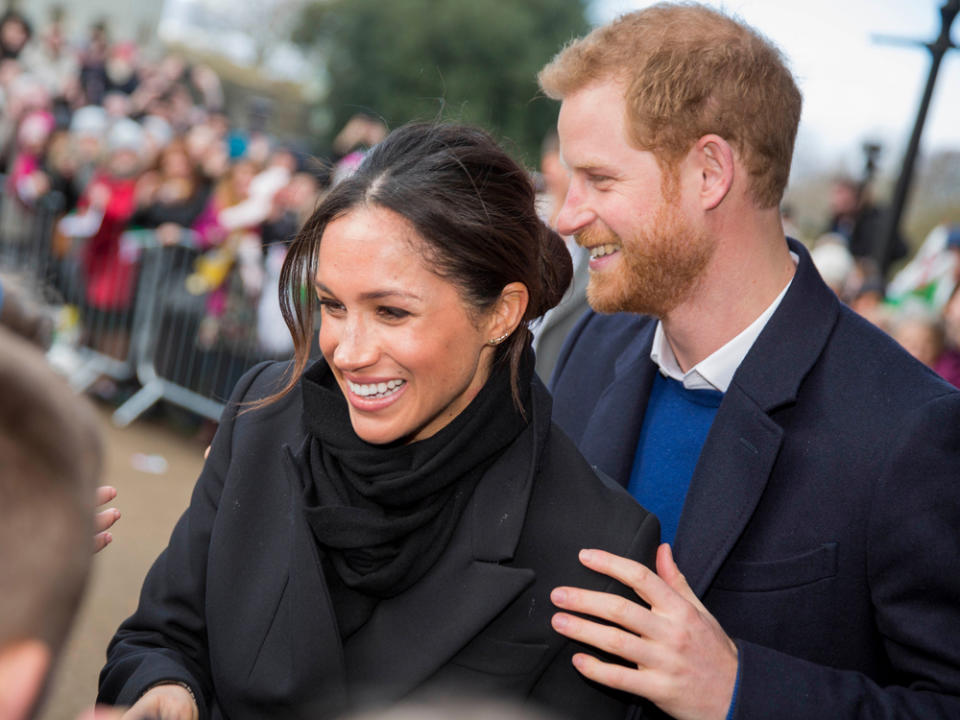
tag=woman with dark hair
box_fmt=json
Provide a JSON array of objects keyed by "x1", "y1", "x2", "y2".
[{"x1": 98, "y1": 123, "x2": 658, "y2": 720}]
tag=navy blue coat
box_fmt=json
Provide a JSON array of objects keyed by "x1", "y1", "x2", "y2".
[{"x1": 550, "y1": 239, "x2": 960, "y2": 718}]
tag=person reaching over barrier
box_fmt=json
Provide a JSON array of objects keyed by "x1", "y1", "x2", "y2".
[
  {"x1": 97, "y1": 122, "x2": 659, "y2": 720},
  {"x1": 538, "y1": 4, "x2": 960, "y2": 719}
]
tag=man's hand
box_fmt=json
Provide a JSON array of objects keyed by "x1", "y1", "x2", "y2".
[{"x1": 551, "y1": 544, "x2": 738, "y2": 720}]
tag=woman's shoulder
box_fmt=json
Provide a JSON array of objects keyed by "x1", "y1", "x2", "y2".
[
  {"x1": 220, "y1": 359, "x2": 304, "y2": 435},
  {"x1": 524, "y1": 422, "x2": 658, "y2": 559}
]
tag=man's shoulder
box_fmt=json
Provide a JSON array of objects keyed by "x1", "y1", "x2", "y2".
[
  {"x1": 553, "y1": 310, "x2": 655, "y2": 384},
  {"x1": 828, "y1": 305, "x2": 959, "y2": 405},
  {"x1": 569, "y1": 309, "x2": 655, "y2": 350}
]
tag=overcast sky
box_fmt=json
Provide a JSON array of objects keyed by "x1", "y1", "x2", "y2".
[{"x1": 590, "y1": 0, "x2": 960, "y2": 179}]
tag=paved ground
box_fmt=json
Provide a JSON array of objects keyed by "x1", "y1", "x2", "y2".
[{"x1": 40, "y1": 403, "x2": 208, "y2": 719}]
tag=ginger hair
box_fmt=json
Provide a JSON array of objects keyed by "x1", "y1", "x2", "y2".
[{"x1": 538, "y1": 2, "x2": 802, "y2": 208}]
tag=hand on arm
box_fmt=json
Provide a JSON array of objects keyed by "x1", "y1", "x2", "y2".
[
  {"x1": 551, "y1": 544, "x2": 738, "y2": 720},
  {"x1": 119, "y1": 683, "x2": 198, "y2": 720}
]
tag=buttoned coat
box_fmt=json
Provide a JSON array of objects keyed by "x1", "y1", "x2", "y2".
[
  {"x1": 98, "y1": 363, "x2": 659, "y2": 720},
  {"x1": 550, "y1": 239, "x2": 960, "y2": 718}
]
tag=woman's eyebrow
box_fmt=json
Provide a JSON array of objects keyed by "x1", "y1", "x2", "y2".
[{"x1": 314, "y1": 281, "x2": 422, "y2": 302}]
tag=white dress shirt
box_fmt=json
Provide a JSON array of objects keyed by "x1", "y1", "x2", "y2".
[{"x1": 650, "y1": 253, "x2": 798, "y2": 393}]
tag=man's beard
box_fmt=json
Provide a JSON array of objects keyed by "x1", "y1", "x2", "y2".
[{"x1": 578, "y1": 201, "x2": 714, "y2": 318}]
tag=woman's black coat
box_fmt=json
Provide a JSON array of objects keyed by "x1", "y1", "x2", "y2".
[{"x1": 98, "y1": 361, "x2": 659, "y2": 719}]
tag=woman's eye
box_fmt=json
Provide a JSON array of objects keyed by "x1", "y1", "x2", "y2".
[
  {"x1": 378, "y1": 306, "x2": 409, "y2": 320},
  {"x1": 318, "y1": 298, "x2": 345, "y2": 315}
]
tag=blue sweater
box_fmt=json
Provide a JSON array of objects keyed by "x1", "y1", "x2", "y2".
[{"x1": 627, "y1": 373, "x2": 723, "y2": 545}]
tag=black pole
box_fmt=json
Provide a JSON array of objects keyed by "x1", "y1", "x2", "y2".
[{"x1": 875, "y1": 0, "x2": 959, "y2": 276}]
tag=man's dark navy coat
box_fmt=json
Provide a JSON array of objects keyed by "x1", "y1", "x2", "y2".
[{"x1": 550, "y1": 239, "x2": 960, "y2": 718}]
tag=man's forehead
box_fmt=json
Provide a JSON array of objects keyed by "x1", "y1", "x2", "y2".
[{"x1": 557, "y1": 80, "x2": 628, "y2": 147}]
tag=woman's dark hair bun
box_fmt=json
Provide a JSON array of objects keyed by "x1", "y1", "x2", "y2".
[{"x1": 531, "y1": 224, "x2": 573, "y2": 319}]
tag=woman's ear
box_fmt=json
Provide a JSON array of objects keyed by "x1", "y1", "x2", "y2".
[{"x1": 486, "y1": 282, "x2": 529, "y2": 342}]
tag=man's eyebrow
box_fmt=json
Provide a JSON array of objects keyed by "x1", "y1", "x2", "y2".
[
  {"x1": 564, "y1": 157, "x2": 616, "y2": 174},
  {"x1": 314, "y1": 281, "x2": 422, "y2": 302}
]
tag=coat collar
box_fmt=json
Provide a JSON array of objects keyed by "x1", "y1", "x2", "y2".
[
  {"x1": 578, "y1": 318, "x2": 659, "y2": 487},
  {"x1": 259, "y1": 376, "x2": 552, "y2": 709},
  {"x1": 573, "y1": 238, "x2": 841, "y2": 596},
  {"x1": 674, "y1": 238, "x2": 841, "y2": 595},
  {"x1": 342, "y1": 378, "x2": 552, "y2": 697}
]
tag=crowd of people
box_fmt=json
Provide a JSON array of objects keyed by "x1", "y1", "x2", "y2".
[
  {"x1": 1, "y1": 7, "x2": 327, "y2": 365},
  {"x1": 807, "y1": 193, "x2": 960, "y2": 388},
  {"x1": 1, "y1": 3, "x2": 960, "y2": 720}
]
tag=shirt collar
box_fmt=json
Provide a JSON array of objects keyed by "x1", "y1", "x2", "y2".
[{"x1": 650, "y1": 252, "x2": 798, "y2": 393}]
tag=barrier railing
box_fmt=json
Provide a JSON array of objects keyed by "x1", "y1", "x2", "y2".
[
  {"x1": 0, "y1": 183, "x2": 292, "y2": 428},
  {"x1": 114, "y1": 233, "x2": 286, "y2": 427}
]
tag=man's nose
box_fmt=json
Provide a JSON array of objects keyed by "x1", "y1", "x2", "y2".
[{"x1": 554, "y1": 179, "x2": 595, "y2": 237}]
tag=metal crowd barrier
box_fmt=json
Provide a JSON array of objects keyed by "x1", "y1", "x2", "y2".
[
  {"x1": 113, "y1": 233, "x2": 287, "y2": 427},
  {"x1": 0, "y1": 182, "x2": 293, "y2": 428}
]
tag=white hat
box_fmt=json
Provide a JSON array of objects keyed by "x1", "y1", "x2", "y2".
[
  {"x1": 70, "y1": 105, "x2": 108, "y2": 138},
  {"x1": 107, "y1": 118, "x2": 145, "y2": 154}
]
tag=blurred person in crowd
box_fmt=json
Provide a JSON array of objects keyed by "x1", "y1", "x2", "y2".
[
  {"x1": 530, "y1": 132, "x2": 589, "y2": 382},
  {"x1": 890, "y1": 306, "x2": 945, "y2": 369},
  {"x1": 849, "y1": 274, "x2": 891, "y2": 330},
  {"x1": 130, "y1": 138, "x2": 211, "y2": 246},
  {"x1": 779, "y1": 203, "x2": 801, "y2": 244},
  {"x1": 57, "y1": 117, "x2": 144, "y2": 360},
  {"x1": 0, "y1": 272, "x2": 54, "y2": 349},
  {"x1": 0, "y1": 9, "x2": 31, "y2": 61},
  {"x1": 330, "y1": 114, "x2": 387, "y2": 186},
  {"x1": 188, "y1": 64, "x2": 224, "y2": 115},
  {"x1": 19, "y1": 5, "x2": 79, "y2": 113},
  {"x1": 97, "y1": 123, "x2": 659, "y2": 720},
  {"x1": 810, "y1": 233, "x2": 854, "y2": 300},
  {"x1": 0, "y1": 71, "x2": 51, "y2": 172},
  {"x1": 826, "y1": 174, "x2": 906, "y2": 273},
  {"x1": 6, "y1": 109, "x2": 55, "y2": 208},
  {"x1": 104, "y1": 41, "x2": 138, "y2": 97},
  {"x1": 539, "y1": 4, "x2": 960, "y2": 718},
  {"x1": 934, "y1": 284, "x2": 960, "y2": 388},
  {"x1": 66, "y1": 104, "x2": 109, "y2": 198},
  {"x1": 257, "y1": 168, "x2": 324, "y2": 357},
  {"x1": 78, "y1": 20, "x2": 109, "y2": 106}
]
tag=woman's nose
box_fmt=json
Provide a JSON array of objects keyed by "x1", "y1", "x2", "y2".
[{"x1": 332, "y1": 319, "x2": 378, "y2": 370}]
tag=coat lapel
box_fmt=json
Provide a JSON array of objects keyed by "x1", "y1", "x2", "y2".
[
  {"x1": 673, "y1": 239, "x2": 840, "y2": 595},
  {"x1": 579, "y1": 319, "x2": 658, "y2": 487},
  {"x1": 342, "y1": 381, "x2": 553, "y2": 701}
]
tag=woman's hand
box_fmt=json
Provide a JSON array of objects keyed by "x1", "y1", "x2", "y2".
[
  {"x1": 120, "y1": 684, "x2": 199, "y2": 720},
  {"x1": 93, "y1": 486, "x2": 120, "y2": 554}
]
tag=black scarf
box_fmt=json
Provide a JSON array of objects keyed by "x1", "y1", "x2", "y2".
[{"x1": 298, "y1": 352, "x2": 532, "y2": 600}]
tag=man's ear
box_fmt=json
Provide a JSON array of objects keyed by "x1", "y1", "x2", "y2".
[
  {"x1": 694, "y1": 134, "x2": 735, "y2": 211},
  {"x1": 486, "y1": 282, "x2": 529, "y2": 342},
  {"x1": 0, "y1": 639, "x2": 52, "y2": 720}
]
